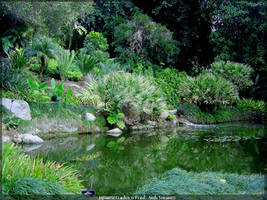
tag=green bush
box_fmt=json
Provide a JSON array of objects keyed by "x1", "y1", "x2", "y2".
[
  {"x1": 237, "y1": 99, "x2": 266, "y2": 112},
  {"x1": 2, "y1": 143, "x2": 84, "y2": 194},
  {"x1": 46, "y1": 59, "x2": 59, "y2": 76},
  {"x1": 8, "y1": 47, "x2": 27, "y2": 72},
  {"x1": 66, "y1": 70, "x2": 83, "y2": 81},
  {"x1": 82, "y1": 71, "x2": 167, "y2": 115},
  {"x1": 155, "y1": 67, "x2": 189, "y2": 108},
  {"x1": 113, "y1": 13, "x2": 179, "y2": 65},
  {"x1": 210, "y1": 61, "x2": 253, "y2": 91},
  {"x1": 77, "y1": 51, "x2": 98, "y2": 74},
  {"x1": 81, "y1": 31, "x2": 109, "y2": 63},
  {"x1": 55, "y1": 49, "x2": 76, "y2": 80},
  {"x1": 84, "y1": 31, "x2": 109, "y2": 52},
  {"x1": 180, "y1": 72, "x2": 239, "y2": 109},
  {"x1": 9, "y1": 177, "x2": 66, "y2": 195}
]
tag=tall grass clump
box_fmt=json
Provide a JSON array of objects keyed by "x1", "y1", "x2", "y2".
[
  {"x1": 79, "y1": 71, "x2": 167, "y2": 115},
  {"x1": 180, "y1": 72, "x2": 239, "y2": 110},
  {"x1": 210, "y1": 61, "x2": 253, "y2": 91},
  {"x1": 2, "y1": 143, "x2": 84, "y2": 195}
]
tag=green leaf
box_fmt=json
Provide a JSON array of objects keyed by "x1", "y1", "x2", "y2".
[
  {"x1": 57, "y1": 91, "x2": 63, "y2": 97},
  {"x1": 117, "y1": 112, "x2": 125, "y2": 119},
  {"x1": 117, "y1": 137, "x2": 125, "y2": 144},
  {"x1": 117, "y1": 120, "x2": 125, "y2": 129},
  {"x1": 28, "y1": 79, "x2": 35, "y2": 90},
  {"x1": 66, "y1": 88, "x2": 72, "y2": 97},
  {"x1": 39, "y1": 82, "x2": 47, "y2": 90},
  {"x1": 56, "y1": 83, "x2": 64, "y2": 91}
]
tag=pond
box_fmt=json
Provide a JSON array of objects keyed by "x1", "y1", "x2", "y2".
[{"x1": 21, "y1": 122, "x2": 266, "y2": 195}]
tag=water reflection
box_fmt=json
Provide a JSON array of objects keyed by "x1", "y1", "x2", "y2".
[{"x1": 24, "y1": 122, "x2": 266, "y2": 195}]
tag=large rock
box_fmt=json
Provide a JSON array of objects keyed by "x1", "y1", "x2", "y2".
[
  {"x1": 13, "y1": 134, "x2": 44, "y2": 144},
  {"x1": 1, "y1": 98, "x2": 31, "y2": 120},
  {"x1": 85, "y1": 113, "x2": 96, "y2": 121}
]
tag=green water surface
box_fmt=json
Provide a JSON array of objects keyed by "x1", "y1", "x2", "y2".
[{"x1": 23, "y1": 122, "x2": 266, "y2": 195}]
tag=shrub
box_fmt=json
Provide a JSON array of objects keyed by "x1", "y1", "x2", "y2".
[
  {"x1": 82, "y1": 71, "x2": 167, "y2": 115},
  {"x1": 95, "y1": 59, "x2": 129, "y2": 77},
  {"x1": 210, "y1": 61, "x2": 253, "y2": 91},
  {"x1": 46, "y1": 59, "x2": 59, "y2": 76},
  {"x1": 81, "y1": 31, "x2": 109, "y2": 63},
  {"x1": 84, "y1": 31, "x2": 109, "y2": 52},
  {"x1": 9, "y1": 177, "x2": 66, "y2": 196},
  {"x1": 155, "y1": 67, "x2": 189, "y2": 108},
  {"x1": 113, "y1": 13, "x2": 179, "y2": 65},
  {"x1": 8, "y1": 47, "x2": 27, "y2": 72},
  {"x1": 55, "y1": 49, "x2": 76, "y2": 80},
  {"x1": 180, "y1": 72, "x2": 239, "y2": 109},
  {"x1": 77, "y1": 51, "x2": 98, "y2": 74},
  {"x1": 66, "y1": 70, "x2": 83, "y2": 81},
  {"x1": 237, "y1": 99, "x2": 266, "y2": 112},
  {"x1": 2, "y1": 143, "x2": 84, "y2": 194},
  {"x1": 1, "y1": 62, "x2": 37, "y2": 101}
]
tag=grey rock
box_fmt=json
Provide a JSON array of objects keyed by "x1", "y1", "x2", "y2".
[
  {"x1": 85, "y1": 113, "x2": 96, "y2": 121},
  {"x1": 2, "y1": 136, "x2": 10, "y2": 143},
  {"x1": 1, "y1": 98, "x2": 31, "y2": 120},
  {"x1": 13, "y1": 134, "x2": 44, "y2": 144},
  {"x1": 86, "y1": 144, "x2": 95, "y2": 151},
  {"x1": 21, "y1": 134, "x2": 44, "y2": 144},
  {"x1": 13, "y1": 134, "x2": 22, "y2": 143},
  {"x1": 168, "y1": 109, "x2": 177, "y2": 114},
  {"x1": 160, "y1": 111, "x2": 170, "y2": 120},
  {"x1": 33, "y1": 118, "x2": 79, "y2": 133},
  {"x1": 160, "y1": 136, "x2": 169, "y2": 142},
  {"x1": 107, "y1": 128, "x2": 122, "y2": 134}
]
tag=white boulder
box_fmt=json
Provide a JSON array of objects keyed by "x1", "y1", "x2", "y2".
[
  {"x1": 85, "y1": 113, "x2": 96, "y2": 121},
  {"x1": 1, "y1": 98, "x2": 31, "y2": 120}
]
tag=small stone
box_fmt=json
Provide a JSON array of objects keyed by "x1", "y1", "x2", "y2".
[
  {"x1": 160, "y1": 136, "x2": 169, "y2": 142},
  {"x1": 85, "y1": 113, "x2": 96, "y2": 121},
  {"x1": 160, "y1": 111, "x2": 170, "y2": 119},
  {"x1": 107, "y1": 128, "x2": 122, "y2": 137},
  {"x1": 86, "y1": 144, "x2": 95, "y2": 151},
  {"x1": 2, "y1": 136, "x2": 10, "y2": 143},
  {"x1": 107, "y1": 128, "x2": 122, "y2": 134},
  {"x1": 168, "y1": 110, "x2": 177, "y2": 114},
  {"x1": 220, "y1": 179, "x2": 226, "y2": 183}
]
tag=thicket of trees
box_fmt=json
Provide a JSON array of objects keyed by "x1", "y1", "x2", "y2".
[{"x1": 0, "y1": 0, "x2": 266, "y2": 99}]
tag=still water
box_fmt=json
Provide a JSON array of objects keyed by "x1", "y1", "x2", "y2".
[{"x1": 23, "y1": 122, "x2": 266, "y2": 195}]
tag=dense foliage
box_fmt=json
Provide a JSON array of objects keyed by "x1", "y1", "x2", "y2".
[
  {"x1": 2, "y1": 143, "x2": 84, "y2": 194},
  {"x1": 82, "y1": 71, "x2": 166, "y2": 115},
  {"x1": 113, "y1": 13, "x2": 179, "y2": 65}
]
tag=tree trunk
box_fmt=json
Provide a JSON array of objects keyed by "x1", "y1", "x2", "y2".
[{"x1": 40, "y1": 55, "x2": 46, "y2": 81}]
